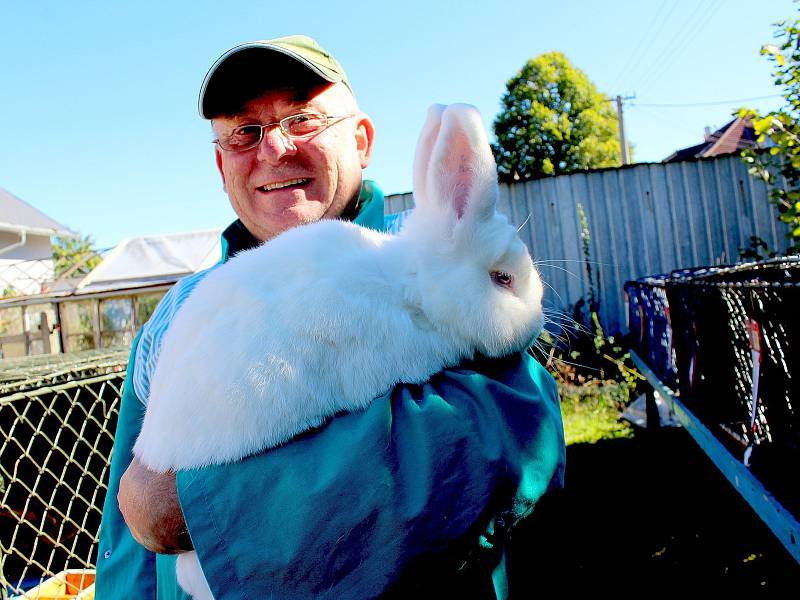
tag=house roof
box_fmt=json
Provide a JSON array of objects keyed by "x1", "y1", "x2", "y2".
[
  {"x1": 0, "y1": 229, "x2": 224, "y2": 306},
  {"x1": 0, "y1": 186, "x2": 74, "y2": 237},
  {"x1": 664, "y1": 116, "x2": 759, "y2": 163},
  {"x1": 75, "y1": 229, "x2": 222, "y2": 294}
]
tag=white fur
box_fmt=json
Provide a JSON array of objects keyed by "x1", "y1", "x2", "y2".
[{"x1": 133, "y1": 104, "x2": 544, "y2": 598}]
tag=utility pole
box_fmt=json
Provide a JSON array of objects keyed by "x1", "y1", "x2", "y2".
[
  {"x1": 611, "y1": 94, "x2": 635, "y2": 165},
  {"x1": 616, "y1": 95, "x2": 629, "y2": 165}
]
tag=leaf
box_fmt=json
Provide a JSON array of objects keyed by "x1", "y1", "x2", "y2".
[
  {"x1": 753, "y1": 116, "x2": 775, "y2": 135},
  {"x1": 741, "y1": 9, "x2": 800, "y2": 247},
  {"x1": 492, "y1": 51, "x2": 621, "y2": 180},
  {"x1": 52, "y1": 234, "x2": 102, "y2": 277}
]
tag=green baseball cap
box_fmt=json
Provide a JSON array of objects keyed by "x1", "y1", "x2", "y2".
[{"x1": 199, "y1": 34, "x2": 352, "y2": 119}]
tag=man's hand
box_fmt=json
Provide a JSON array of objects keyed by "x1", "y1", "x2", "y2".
[{"x1": 118, "y1": 456, "x2": 193, "y2": 554}]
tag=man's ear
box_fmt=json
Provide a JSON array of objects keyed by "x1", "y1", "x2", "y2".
[
  {"x1": 354, "y1": 114, "x2": 375, "y2": 168},
  {"x1": 214, "y1": 146, "x2": 228, "y2": 192}
]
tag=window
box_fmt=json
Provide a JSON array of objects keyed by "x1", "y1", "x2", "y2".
[
  {"x1": 134, "y1": 293, "x2": 165, "y2": 330},
  {"x1": 24, "y1": 303, "x2": 58, "y2": 355},
  {"x1": 61, "y1": 301, "x2": 97, "y2": 353},
  {"x1": 0, "y1": 306, "x2": 25, "y2": 358},
  {"x1": 100, "y1": 298, "x2": 133, "y2": 348}
]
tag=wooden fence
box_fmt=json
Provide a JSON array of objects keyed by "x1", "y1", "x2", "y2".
[{"x1": 385, "y1": 154, "x2": 792, "y2": 335}]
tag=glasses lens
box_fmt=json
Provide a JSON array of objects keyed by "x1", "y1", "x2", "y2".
[
  {"x1": 222, "y1": 125, "x2": 263, "y2": 151},
  {"x1": 283, "y1": 113, "x2": 328, "y2": 137}
]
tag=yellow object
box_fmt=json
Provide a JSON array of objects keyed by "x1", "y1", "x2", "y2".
[{"x1": 20, "y1": 570, "x2": 95, "y2": 600}]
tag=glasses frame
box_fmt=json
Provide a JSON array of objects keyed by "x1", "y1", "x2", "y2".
[{"x1": 213, "y1": 112, "x2": 355, "y2": 152}]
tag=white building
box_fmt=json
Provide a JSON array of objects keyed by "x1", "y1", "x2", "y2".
[
  {"x1": 0, "y1": 186, "x2": 74, "y2": 296},
  {"x1": 0, "y1": 228, "x2": 222, "y2": 358}
]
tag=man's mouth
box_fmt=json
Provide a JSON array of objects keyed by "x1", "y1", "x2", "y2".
[{"x1": 257, "y1": 178, "x2": 310, "y2": 192}]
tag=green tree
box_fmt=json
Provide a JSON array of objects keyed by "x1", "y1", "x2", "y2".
[
  {"x1": 52, "y1": 234, "x2": 102, "y2": 277},
  {"x1": 741, "y1": 12, "x2": 800, "y2": 255},
  {"x1": 492, "y1": 51, "x2": 621, "y2": 182}
]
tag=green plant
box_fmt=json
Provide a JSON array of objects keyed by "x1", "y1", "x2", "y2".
[
  {"x1": 1, "y1": 286, "x2": 20, "y2": 299},
  {"x1": 738, "y1": 235, "x2": 779, "y2": 261},
  {"x1": 52, "y1": 234, "x2": 102, "y2": 278},
  {"x1": 529, "y1": 198, "x2": 643, "y2": 443},
  {"x1": 740, "y1": 10, "x2": 800, "y2": 255},
  {"x1": 559, "y1": 380, "x2": 635, "y2": 445},
  {"x1": 492, "y1": 51, "x2": 621, "y2": 182},
  {"x1": 534, "y1": 200, "x2": 642, "y2": 390},
  {"x1": 576, "y1": 203, "x2": 599, "y2": 310}
]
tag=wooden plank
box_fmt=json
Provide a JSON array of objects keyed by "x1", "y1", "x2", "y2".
[
  {"x1": 630, "y1": 350, "x2": 800, "y2": 565},
  {"x1": 0, "y1": 334, "x2": 27, "y2": 344},
  {"x1": 383, "y1": 155, "x2": 790, "y2": 335}
]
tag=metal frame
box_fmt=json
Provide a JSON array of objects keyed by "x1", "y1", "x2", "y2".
[{"x1": 630, "y1": 350, "x2": 800, "y2": 564}]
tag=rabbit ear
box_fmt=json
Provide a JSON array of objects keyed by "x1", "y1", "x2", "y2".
[
  {"x1": 413, "y1": 104, "x2": 446, "y2": 207},
  {"x1": 426, "y1": 103, "x2": 497, "y2": 224}
]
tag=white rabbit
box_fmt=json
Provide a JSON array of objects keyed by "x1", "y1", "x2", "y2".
[{"x1": 133, "y1": 103, "x2": 545, "y2": 599}]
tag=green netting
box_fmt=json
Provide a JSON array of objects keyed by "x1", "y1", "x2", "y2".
[
  {"x1": 0, "y1": 349, "x2": 129, "y2": 396},
  {"x1": 0, "y1": 351, "x2": 127, "y2": 596}
]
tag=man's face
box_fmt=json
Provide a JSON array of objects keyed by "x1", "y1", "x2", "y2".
[{"x1": 212, "y1": 83, "x2": 375, "y2": 242}]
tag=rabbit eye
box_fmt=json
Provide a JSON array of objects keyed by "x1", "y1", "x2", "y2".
[{"x1": 491, "y1": 271, "x2": 514, "y2": 288}]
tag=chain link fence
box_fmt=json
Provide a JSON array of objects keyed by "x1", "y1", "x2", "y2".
[
  {"x1": 0, "y1": 349, "x2": 128, "y2": 597},
  {"x1": 0, "y1": 259, "x2": 55, "y2": 299},
  {"x1": 625, "y1": 257, "x2": 800, "y2": 518},
  {"x1": 0, "y1": 246, "x2": 107, "y2": 301}
]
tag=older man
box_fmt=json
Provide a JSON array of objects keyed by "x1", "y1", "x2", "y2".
[{"x1": 96, "y1": 35, "x2": 565, "y2": 599}]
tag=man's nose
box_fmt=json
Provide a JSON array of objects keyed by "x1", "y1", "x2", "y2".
[{"x1": 256, "y1": 125, "x2": 297, "y2": 162}]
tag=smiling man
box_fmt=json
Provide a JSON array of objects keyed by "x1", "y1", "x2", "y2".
[
  {"x1": 96, "y1": 35, "x2": 565, "y2": 599},
  {"x1": 212, "y1": 84, "x2": 372, "y2": 241}
]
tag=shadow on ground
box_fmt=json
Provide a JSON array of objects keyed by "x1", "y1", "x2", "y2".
[{"x1": 507, "y1": 427, "x2": 800, "y2": 596}]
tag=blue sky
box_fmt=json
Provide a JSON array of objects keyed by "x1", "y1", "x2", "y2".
[{"x1": 0, "y1": 0, "x2": 796, "y2": 250}]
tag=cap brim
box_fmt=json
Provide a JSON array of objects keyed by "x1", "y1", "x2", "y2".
[{"x1": 199, "y1": 42, "x2": 342, "y2": 118}]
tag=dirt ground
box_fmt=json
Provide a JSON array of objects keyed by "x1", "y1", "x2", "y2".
[{"x1": 507, "y1": 427, "x2": 800, "y2": 597}]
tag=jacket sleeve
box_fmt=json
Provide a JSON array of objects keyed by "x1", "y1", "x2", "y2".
[
  {"x1": 95, "y1": 333, "x2": 191, "y2": 600},
  {"x1": 176, "y1": 352, "x2": 565, "y2": 600},
  {"x1": 95, "y1": 333, "x2": 158, "y2": 598}
]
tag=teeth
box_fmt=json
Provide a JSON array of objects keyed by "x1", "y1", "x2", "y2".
[{"x1": 259, "y1": 178, "x2": 307, "y2": 192}]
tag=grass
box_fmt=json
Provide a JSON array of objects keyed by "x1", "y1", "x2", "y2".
[
  {"x1": 540, "y1": 332, "x2": 640, "y2": 446},
  {"x1": 558, "y1": 379, "x2": 634, "y2": 445},
  {"x1": 536, "y1": 308, "x2": 644, "y2": 445}
]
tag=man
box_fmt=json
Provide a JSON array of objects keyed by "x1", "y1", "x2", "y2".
[{"x1": 96, "y1": 35, "x2": 565, "y2": 599}]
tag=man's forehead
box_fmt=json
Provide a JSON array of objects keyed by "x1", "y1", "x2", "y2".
[{"x1": 223, "y1": 83, "x2": 349, "y2": 121}]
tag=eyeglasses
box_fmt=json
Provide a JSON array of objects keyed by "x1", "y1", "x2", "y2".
[{"x1": 213, "y1": 112, "x2": 354, "y2": 152}]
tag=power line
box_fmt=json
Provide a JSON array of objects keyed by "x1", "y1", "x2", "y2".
[
  {"x1": 631, "y1": 94, "x2": 782, "y2": 108},
  {"x1": 636, "y1": 0, "x2": 724, "y2": 95},
  {"x1": 634, "y1": 0, "x2": 710, "y2": 92},
  {"x1": 633, "y1": 104, "x2": 705, "y2": 136},
  {"x1": 613, "y1": 0, "x2": 681, "y2": 90},
  {"x1": 609, "y1": 0, "x2": 672, "y2": 91}
]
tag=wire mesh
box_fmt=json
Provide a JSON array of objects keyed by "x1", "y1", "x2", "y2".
[
  {"x1": 0, "y1": 247, "x2": 107, "y2": 301},
  {"x1": 0, "y1": 350, "x2": 128, "y2": 395},
  {"x1": 627, "y1": 257, "x2": 799, "y2": 518},
  {"x1": 0, "y1": 350, "x2": 127, "y2": 597},
  {"x1": 623, "y1": 275, "x2": 676, "y2": 388},
  {"x1": 0, "y1": 259, "x2": 55, "y2": 298}
]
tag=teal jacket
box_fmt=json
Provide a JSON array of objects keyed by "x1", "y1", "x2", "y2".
[{"x1": 96, "y1": 181, "x2": 565, "y2": 599}]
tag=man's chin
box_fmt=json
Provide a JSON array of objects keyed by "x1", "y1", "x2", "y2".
[
  {"x1": 281, "y1": 201, "x2": 327, "y2": 225},
  {"x1": 253, "y1": 206, "x2": 326, "y2": 241}
]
